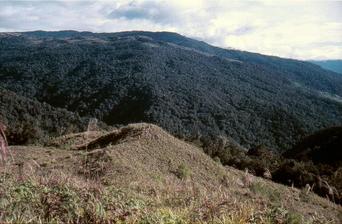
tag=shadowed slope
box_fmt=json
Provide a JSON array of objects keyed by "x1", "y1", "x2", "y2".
[{"x1": 285, "y1": 126, "x2": 342, "y2": 167}]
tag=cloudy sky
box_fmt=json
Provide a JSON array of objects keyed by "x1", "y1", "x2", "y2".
[{"x1": 0, "y1": 0, "x2": 341, "y2": 60}]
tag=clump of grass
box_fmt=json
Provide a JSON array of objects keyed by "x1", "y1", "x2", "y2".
[
  {"x1": 175, "y1": 164, "x2": 191, "y2": 180},
  {"x1": 0, "y1": 180, "x2": 83, "y2": 223},
  {"x1": 285, "y1": 211, "x2": 303, "y2": 224},
  {"x1": 213, "y1": 156, "x2": 221, "y2": 164},
  {"x1": 263, "y1": 205, "x2": 305, "y2": 224},
  {"x1": 250, "y1": 182, "x2": 281, "y2": 204},
  {"x1": 299, "y1": 187, "x2": 312, "y2": 203},
  {"x1": 0, "y1": 176, "x2": 149, "y2": 223},
  {"x1": 140, "y1": 209, "x2": 185, "y2": 224}
]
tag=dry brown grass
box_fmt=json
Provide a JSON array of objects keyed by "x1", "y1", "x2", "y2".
[
  {"x1": 0, "y1": 122, "x2": 9, "y2": 163},
  {"x1": 1, "y1": 123, "x2": 341, "y2": 223}
]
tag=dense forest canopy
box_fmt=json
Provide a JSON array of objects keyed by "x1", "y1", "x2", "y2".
[{"x1": 0, "y1": 31, "x2": 341, "y2": 151}]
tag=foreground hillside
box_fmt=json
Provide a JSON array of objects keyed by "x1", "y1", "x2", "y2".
[
  {"x1": 1, "y1": 31, "x2": 342, "y2": 151},
  {"x1": 1, "y1": 123, "x2": 340, "y2": 223}
]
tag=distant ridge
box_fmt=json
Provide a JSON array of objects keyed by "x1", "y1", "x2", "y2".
[{"x1": 309, "y1": 60, "x2": 342, "y2": 74}]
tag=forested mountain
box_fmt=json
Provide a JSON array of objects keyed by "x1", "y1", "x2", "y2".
[
  {"x1": 0, "y1": 31, "x2": 341, "y2": 151},
  {"x1": 309, "y1": 60, "x2": 342, "y2": 74},
  {"x1": 0, "y1": 88, "x2": 89, "y2": 144}
]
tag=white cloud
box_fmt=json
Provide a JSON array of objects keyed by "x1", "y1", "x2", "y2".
[{"x1": 0, "y1": 0, "x2": 341, "y2": 60}]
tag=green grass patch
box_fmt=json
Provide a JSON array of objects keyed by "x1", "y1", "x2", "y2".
[
  {"x1": 250, "y1": 182, "x2": 281, "y2": 204},
  {"x1": 175, "y1": 164, "x2": 191, "y2": 180}
]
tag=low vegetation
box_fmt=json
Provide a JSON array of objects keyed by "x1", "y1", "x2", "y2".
[
  {"x1": 0, "y1": 123, "x2": 340, "y2": 223},
  {"x1": 0, "y1": 159, "x2": 339, "y2": 223},
  {"x1": 174, "y1": 164, "x2": 191, "y2": 180}
]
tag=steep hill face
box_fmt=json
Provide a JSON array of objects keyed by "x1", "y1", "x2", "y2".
[{"x1": 0, "y1": 31, "x2": 341, "y2": 151}]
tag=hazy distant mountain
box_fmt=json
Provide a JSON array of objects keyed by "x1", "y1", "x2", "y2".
[
  {"x1": 0, "y1": 31, "x2": 341, "y2": 151},
  {"x1": 309, "y1": 60, "x2": 342, "y2": 74}
]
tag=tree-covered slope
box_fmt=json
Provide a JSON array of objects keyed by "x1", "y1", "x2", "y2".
[
  {"x1": 0, "y1": 31, "x2": 341, "y2": 151},
  {"x1": 0, "y1": 88, "x2": 89, "y2": 144},
  {"x1": 285, "y1": 126, "x2": 342, "y2": 167}
]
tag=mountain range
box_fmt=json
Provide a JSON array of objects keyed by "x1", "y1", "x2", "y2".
[
  {"x1": 309, "y1": 60, "x2": 342, "y2": 74},
  {"x1": 0, "y1": 31, "x2": 341, "y2": 151}
]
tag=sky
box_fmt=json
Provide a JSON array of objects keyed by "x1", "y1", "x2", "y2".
[{"x1": 0, "y1": 0, "x2": 341, "y2": 60}]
